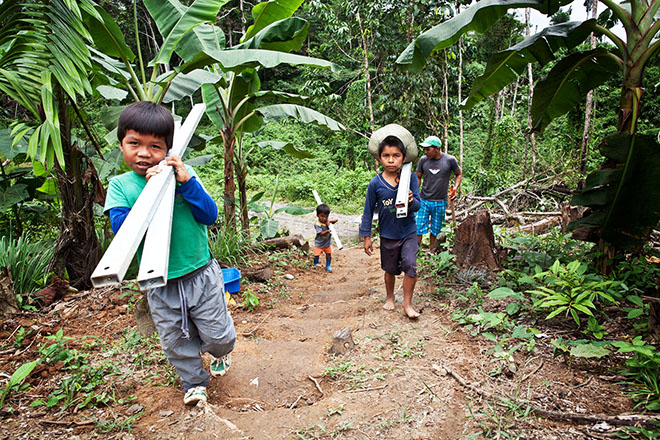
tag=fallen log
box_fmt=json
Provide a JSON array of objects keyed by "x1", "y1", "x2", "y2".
[
  {"x1": 257, "y1": 234, "x2": 309, "y2": 253},
  {"x1": 516, "y1": 216, "x2": 561, "y2": 235}
]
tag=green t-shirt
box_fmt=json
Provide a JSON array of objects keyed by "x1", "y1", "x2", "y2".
[{"x1": 104, "y1": 167, "x2": 211, "y2": 279}]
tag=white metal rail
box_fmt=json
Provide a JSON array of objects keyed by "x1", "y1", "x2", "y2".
[{"x1": 91, "y1": 104, "x2": 206, "y2": 288}]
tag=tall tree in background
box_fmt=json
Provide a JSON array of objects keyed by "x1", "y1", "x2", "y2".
[
  {"x1": 580, "y1": 0, "x2": 598, "y2": 183},
  {"x1": 0, "y1": 0, "x2": 105, "y2": 289},
  {"x1": 525, "y1": 8, "x2": 536, "y2": 176}
]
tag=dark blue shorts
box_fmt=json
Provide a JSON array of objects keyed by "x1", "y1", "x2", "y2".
[{"x1": 379, "y1": 232, "x2": 418, "y2": 277}]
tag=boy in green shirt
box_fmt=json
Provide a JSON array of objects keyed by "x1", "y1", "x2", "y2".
[{"x1": 104, "y1": 101, "x2": 236, "y2": 405}]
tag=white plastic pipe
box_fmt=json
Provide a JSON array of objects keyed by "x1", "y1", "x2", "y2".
[
  {"x1": 395, "y1": 162, "x2": 412, "y2": 218},
  {"x1": 91, "y1": 104, "x2": 206, "y2": 288}
]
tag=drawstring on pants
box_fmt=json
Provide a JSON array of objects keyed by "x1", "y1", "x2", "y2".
[{"x1": 177, "y1": 279, "x2": 190, "y2": 339}]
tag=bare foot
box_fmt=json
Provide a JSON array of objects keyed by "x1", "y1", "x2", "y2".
[
  {"x1": 383, "y1": 301, "x2": 395, "y2": 311},
  {"x1": 404, "y1": 307, "x2": 420, "y2": 319}
]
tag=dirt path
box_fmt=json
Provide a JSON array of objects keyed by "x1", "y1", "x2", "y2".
[
  {"x1": 126, "y1": 245, "x2": 624, "y2": 439},
  {"x1": 0, "y1": 238, "x2": 633, "y2": 439},
  {"x1": 133, "y1": 245, "x2": 479, "y2": 439}
]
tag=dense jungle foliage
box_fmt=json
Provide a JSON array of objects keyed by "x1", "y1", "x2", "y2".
[{"x1": 3, "y1": 0, "x2": 660, "y2": 435}]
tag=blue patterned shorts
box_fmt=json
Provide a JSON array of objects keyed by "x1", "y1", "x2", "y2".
[{"x1": 415, "y1": 199, "x2": 447, "y2": 237}]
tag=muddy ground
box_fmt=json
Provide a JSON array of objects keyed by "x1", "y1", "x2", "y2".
[{"x1": 0, "y1": 227, "x2": 644, "y2": 439}]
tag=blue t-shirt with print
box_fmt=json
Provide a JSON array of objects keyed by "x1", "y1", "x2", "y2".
[{"x1": 359, "y1": 172, "x2": 420, "y2": 240}]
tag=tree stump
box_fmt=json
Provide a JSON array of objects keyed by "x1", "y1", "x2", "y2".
[
  {"x1": 454, "y1": 210, "x2": 502, "y2": 270},
  {"x1": 329, "y1": 327, "x2": 355, "y2": 355},
  {"x1": 560, "y1": 201, "x2": 589, "y2": 233},
  {"x1": 0, "y1": 267, "x2": 18, "y2": 317},
  {"x1": 134, "y1": 292, "x2": 156, "y2": 337}
]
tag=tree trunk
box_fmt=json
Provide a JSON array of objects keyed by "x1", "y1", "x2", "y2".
[
  {"x1": 510, "y1": 78, "x2": 519, "y2": 117},
  {"x1": 237, "y1": 162, "x2": 249, "y2": 232},
  {"x1": 49, "y1": 90, "x2": 101, "y2": 290},
  {"x1": 525, "y1": 8, "x2": 536, "y2": 177},
  {"x1": 356, "y1": 11, "x2": 375, "y2": 133},
  {"x1": 454, "y1": 210, "x2": 502, "y2": 270},
  {"x1": 0, "y1": 267, "x2": 19, "y2": 317},
  {"x1": 223, "y1": 129, "x2": 237, "y2": 230},
  {"x1": 442, "y1": 50, "x2": 450, "y2": 151},
  {"x1": 458, "y1": 35, "x2": 464, "y2": 173},
  {"x1": 580, "y1": 0, "x2": 598, "y2": 183}
]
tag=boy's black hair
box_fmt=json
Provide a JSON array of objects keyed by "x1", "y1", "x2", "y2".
[
  {"x1": 378, "y1": 135, "x2": 406, "y2": 158},
  {"x1": 117, "y1": 101, "x2": 175, "y2": 150},
  {"x1": 316, "y1": 204, "x2": 330, "y2": 216}
]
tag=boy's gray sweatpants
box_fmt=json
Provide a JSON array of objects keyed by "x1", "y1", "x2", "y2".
[{"x1": 148, "y1": 259, "x2": 236, "y2": 391}]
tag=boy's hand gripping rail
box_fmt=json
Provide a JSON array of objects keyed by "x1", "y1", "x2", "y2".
[
  {"x1": 312, "y1": 190, "x2": 343, "y2": 250},
  {"x1": 395, "y1": 162, "x2": 412, "y2": 218},
  {"x1": 90, "y1": 104, "x2": 206, "y2": 288}
]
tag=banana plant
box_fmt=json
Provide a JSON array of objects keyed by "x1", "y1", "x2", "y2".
[
  {"x1": 176, "y1": 0, "x2": 344, "y2": 233},
  {"x1": 396, "y1": 0, "x2": 660, "y2": 250},
  {"x1": 82, "y1": 0, "x2": 229, "y2": 105}
]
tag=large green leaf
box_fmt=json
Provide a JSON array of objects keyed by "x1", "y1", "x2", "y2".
[
  {"x1": 145, "y1": 0, "x2": 229, "y2": 65},
  {"x1": 396, "y1": 0, "x2": 572, "y2": 73},
  {"x1": 531, "y1": 48, "x2": 620, "y2": 132},
  {"x1": 257, "y1": 104, "x2": 345, "y2": 131},
  {"x1": 463, "y1": 20, "x2": 598, "y2": 109},
  {"x1": 256, "y1": 141, "x2": 313, "y2": 158},
  {"x1": 0, "y1": 184, "x2": 28, "y2": 212},
  {"x1": 0, "y1": 0, "x2": 96, "y2": 167},
  {"x1": 96, "y1": 85, "x2": 128, "y2": 101},
  {"x1": 177, "y1": 23, "x2": 226, "y2": 62},
  {"x1": 160, "y1": 69, "x2": 222, "y2": 103},
  {"x1": 201, "y1": 83, "x2": 227, "y2": 131},
  {"x1": 0, "y1": 128, "x2": 27, "y2": 160},
  {"x1": 235, "y1": 17, "x2": 308, "y2": 53},
  {"x1": 569, "y1": 134, "x2": 660, "y2": 250},
  {"x1": 82, "y1": 3, "x2": 135, "y2": 62},
  {"x1": 182, "y1": 48, "x2": 340, "y2": 74},
  {"x1": 260, "y1": 218, "x2": 280, "y2": 239},
  {"x1": 244, "y1": 0, "x2": 305, "y2": 41}
]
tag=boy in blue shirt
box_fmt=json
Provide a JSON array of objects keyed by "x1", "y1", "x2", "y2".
[
  {"x1": 360, "y1": 134, "x2": 421, "y2": 318},
  {"x1": 104, "y1": 101, "x2": 236, "y2": 406}
]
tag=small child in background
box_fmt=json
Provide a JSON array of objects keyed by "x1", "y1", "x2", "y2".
[{"x1": 313, "y1": 204, "x2": 338, "y2": 272}]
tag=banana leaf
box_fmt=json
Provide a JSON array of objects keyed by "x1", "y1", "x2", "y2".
[
  {"x1": 235, "y1": 17, "x2": 309, "y2": 53},
  {"x1": 244, "y1": 0, "x2": 305, "y2": 41},
  {"x1": 463, "y1": 20, "x2": 598, "y2": 109},
  {"x1": 256, "y1": 141, "x2": 314, "y2": 158},
  {"x1": 257, "y1": 104, "x2": 345, "y2": 131},
  {"x1": 531, "y1": 48, "x2": 621, "y2": 132},
  {"x1": 144, "y1": 0, "x2": 229, "y2": 66},
  {"x1": 177, "y1": 23, "x2": 226, "y2": 62},
  {"x1": 160, "y1": 69, "x2": 222, "y2": 103},
  {"x1": 396, "y1": 0, "x2": 573, "y2": 73},
  {"x1": 182, "y1": 48, "x2": 340, "y2": 74},
  {"x1": 569, "y1": 134, "x2": 660, "y2": 250},
  {"x1": 82, "y1": 3, "x2": 135, "y2": 62}
]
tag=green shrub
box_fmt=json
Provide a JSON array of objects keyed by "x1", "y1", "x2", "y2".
[
  {"x1": 0, "y1": 232, "x2": 55, "y2": 298},
  {"x1": 208, "y1": 223, "x2": 251, "y2": 267}
]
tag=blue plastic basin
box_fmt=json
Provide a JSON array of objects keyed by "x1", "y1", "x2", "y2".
[{"x1": 221, "y1": 268, "x2": 241, "y2": 293}]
